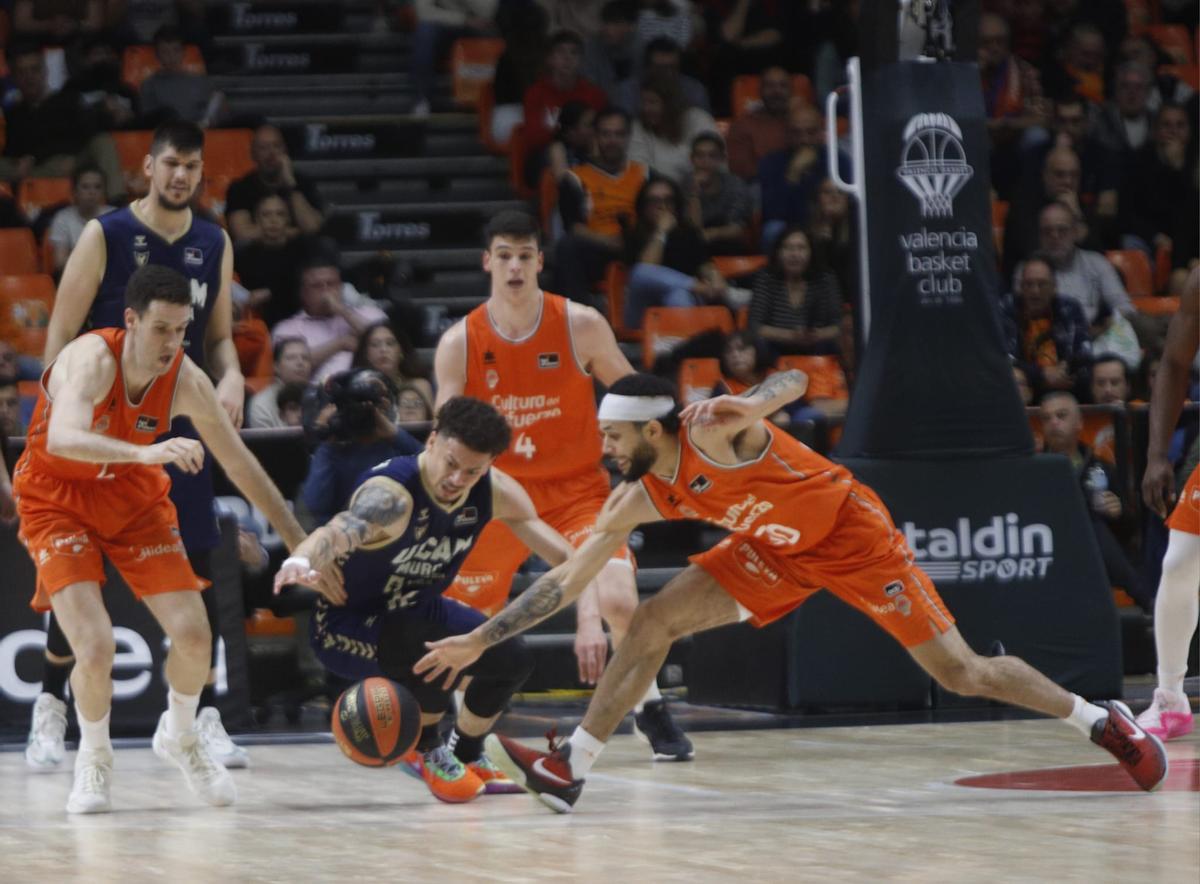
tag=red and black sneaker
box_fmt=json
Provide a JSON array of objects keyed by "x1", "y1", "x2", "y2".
[
  {"x1": 1090, "y1": 700, "x2": 1168, "y2": 792},
  {"x1": 484, "y1": 731, "x2": 584, "y2": 814}
]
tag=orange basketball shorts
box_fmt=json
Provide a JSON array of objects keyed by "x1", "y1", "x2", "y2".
[
  {"x1": 15, "y1": 470, "x2": 205, "y2": 612},
  {"x1": 1166, "y1": 464, "x2": 1200, "y2": 535},
  {"x1": 693, "y1": 482, "x2": 955, "y2": 648},
  {"x1": 445, "y1": 468, "x2": 631, "y2": 616}
]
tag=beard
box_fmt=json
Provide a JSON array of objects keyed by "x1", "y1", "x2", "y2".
[
  {"x1": 620, "y1": 440, "x2": 657, "y2": 481},
  {"x1": 156, "y1": 188, "x2": 191, "y2": 211}
]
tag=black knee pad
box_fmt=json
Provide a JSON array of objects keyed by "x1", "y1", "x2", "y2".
[
  {"x1": 462, "y1": 636, "x2": 534, "y2": 719},
  {"x1": 376, "y1": 615, "x2": 451, "y2": 716}
]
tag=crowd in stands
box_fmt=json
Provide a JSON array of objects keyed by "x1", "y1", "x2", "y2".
[{"x1": 0, "y1": 0, "x2": 1195, "y2": 626}]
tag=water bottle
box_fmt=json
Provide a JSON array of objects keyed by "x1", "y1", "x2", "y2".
[{"x1": 1085, "y1": 464, "x2": 1108, "y2": 510}]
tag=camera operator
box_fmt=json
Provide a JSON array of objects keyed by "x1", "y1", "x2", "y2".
[{"x1": 300, "y1": 368, "x2": 422, "y2": 525}]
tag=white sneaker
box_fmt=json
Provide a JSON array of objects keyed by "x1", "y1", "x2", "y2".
[
  {"x1": 25, "y1": 692, "x2": 67, "y2": 771},
  {"x1": 66, "y1": 748, "x2": 113, "y2": 814},
  {"x1": 152, "y1": 712, "x2": 237, "y2": 807},
  {"x1": 196, "y1": 707, "x2": 250, "y2": 769}
]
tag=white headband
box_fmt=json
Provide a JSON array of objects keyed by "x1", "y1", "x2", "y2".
[{"x1": 597, "y1": 393, "x2": 676, "y2": 422}]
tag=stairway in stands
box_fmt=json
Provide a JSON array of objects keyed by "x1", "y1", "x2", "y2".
[{"x1": 203, "y1": 0, "x2": 523, "y2": 334}]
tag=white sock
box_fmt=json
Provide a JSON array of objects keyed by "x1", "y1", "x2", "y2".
[
  {"x1": 166, "y1": 688, "x2": 201, "y2": 738},
  {"x1": 76, "y1": 704, "x2": 112, "y2": 754},
  {"x1": 634, "y1": 681, "x2": 662, "y2": 714},
  {"x1": 1154, "y1": 530, "x2": 1200, "y2": 699},
  {"x1": 1063, "y1": 694, "x2": 1109, "y2": 736},
  {"x1": 566, "y1": 726, "x2": 606, "y2": 779}
]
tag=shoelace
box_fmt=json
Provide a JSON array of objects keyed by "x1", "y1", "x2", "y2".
[
  {"x1": 424, "y1": 746, "x2": 464, "y2": 778},
  {"x1": 77, "y1": 761, "x2": 111, "y2": 794},
  {"x1": 544, "y1": 727, "x2": 568, "y2": 755},
  {"x1": 181, "y1": 737, "x2": 223, "y2": 782},
  {"x1": 644, "y1": 704, "x2": 685, "y2": 741}
]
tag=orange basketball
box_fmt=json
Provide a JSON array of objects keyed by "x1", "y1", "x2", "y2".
[{"x1": 331, "y1": 677, "x2": 421, "y2": 767}]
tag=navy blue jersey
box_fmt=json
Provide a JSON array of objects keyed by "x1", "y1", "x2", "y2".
[
  {"x1": 341, "y1": 456, "x2": 494, "y2": 618},
  {"x1": 92, "y1": 206, "x2": 225, "y2": 370}
]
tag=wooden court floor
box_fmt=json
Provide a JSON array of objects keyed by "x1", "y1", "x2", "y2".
[{"x1": 1, "y1": 719, "x2": 1197, "y2": 883}]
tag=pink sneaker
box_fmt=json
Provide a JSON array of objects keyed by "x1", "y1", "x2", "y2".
[{"x1": 1135, "y1": 689, "x2": 1195, "y2": 741}]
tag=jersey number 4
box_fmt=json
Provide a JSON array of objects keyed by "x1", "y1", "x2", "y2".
[{"x1": 514, "y1": 432, "x2": 537, "y2": 460}]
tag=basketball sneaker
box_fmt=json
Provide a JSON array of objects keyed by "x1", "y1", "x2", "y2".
[
  {"x1": 408, "y1": 745, "x2": 484, "y2": 803},
  {"x1": 152, "y1": 712, "x2": 237, "y2": 806},
  {"x1": 484, "y1": 732, "x2": 584, "y2": 814},
  {"x1": 633, "y1": 699, "x2": 694, "y2": 761},
  {"x1": 468, "y1": 753, "x2": 524, "y2": 794},
  {"x1": 196, "y1": 707, "x2": 250, "y2": 769},
  {"x1": 66, "y1": 747, "x2": 113, "y2": 814},
  {"x1": 1135, "y1": 689, "x2": 1194, "y2": 741},
  {"x1": 1090, "y1": 700, "x2": 1168, "y2": 792},
  {"x1": 25, "y1": 692, "x2": 67, "y2": 771}
]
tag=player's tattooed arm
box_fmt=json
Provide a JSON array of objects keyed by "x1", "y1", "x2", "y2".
[
  {"x1": 480, "y1": 575, "x2": 565, "y2": 645},
  {"x1": 295, "y1": 479, "x2": 412, "y2": 571},
  {"x1": 743, "y1": 369, "x2": 808, "y2": 411}
]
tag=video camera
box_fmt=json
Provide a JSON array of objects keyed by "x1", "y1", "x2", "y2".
[{"x1": 303, "y1": 368, "x2": 398, "y2": 443}]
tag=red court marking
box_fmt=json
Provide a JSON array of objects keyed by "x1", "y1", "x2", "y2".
[{"x1": 955, "y1": 759, "x2": 1199, "y2": 793}]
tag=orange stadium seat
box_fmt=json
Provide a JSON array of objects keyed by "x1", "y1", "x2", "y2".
[
  {"x1": 17, "y1": 178, "x2": 71, "y2": 224},
  {"x1": 1106, "y1": 249, "x2": 1154, "y2": 298},
  {"x1": 203, "y1": 129, "x2": 255, "y2": 180},
  {"x1": 450, "y1": 38, "x2": 505, "y2": 107},
  {"x1": 1132, "y1": 295, "x2": 1180, "y2": 315},
  {"x1": 112, "y1": 129, "x2": 154, "y2": 188},
  {"x1": 730, "y1": 74, "x2": 814, "y2": 116},
  {"x1": 642, "y1": 306, "x2": 733, "y2": 369},
  {"x1": 600, "y1": 262, "x2": 642, "y2": 343},
  {"x1": 0, "y1": 229, "x2": 40, "y2": 275},
  {"x1": 0, "y1": 273, "x2": 55, "y2": 356},
  {"x1": 712, "y1": 255, "x2": 767, "y2": 280},
  {"x1": 1144, "y1": 24, "x2": 1195, "y2": 65},
  {"x1": 679, "y1": 357, "x2": 722, "y2": 403},
  {"x1": 776, "y1": 355, "x2": 849, "y2": 402},
  {"x1": 122, "y1": 44, "x2": 206, "y2": 90},
  {"x1": 1158, "y1": 63, "x2": 1200, "y2": 90}
]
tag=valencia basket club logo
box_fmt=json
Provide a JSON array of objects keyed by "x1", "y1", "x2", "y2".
[{"x1": 896, "y1": 113, "x2": 973, "y2": 218}]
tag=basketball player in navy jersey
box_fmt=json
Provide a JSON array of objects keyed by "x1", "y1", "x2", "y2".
[
  {"x1": 275, "y1": 396, "x2": 574, "y2": 803},
  {"x1": 26, "y1": 121, "x2": 250, "y2": 772}
]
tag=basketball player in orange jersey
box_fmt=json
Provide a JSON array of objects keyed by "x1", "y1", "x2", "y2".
[
  {"x1": 418, "y1": 372, "x2": 1169, "y2": 812},
  {"x1": 1135, "y1": 266, "x2": 1199, "y2": 741},
  {"x1": 13, "y1": 265, "x2": 321, "y2": 815},
  {"x1": 434, "y1": 210, "x2": 691, "y2": 759}
]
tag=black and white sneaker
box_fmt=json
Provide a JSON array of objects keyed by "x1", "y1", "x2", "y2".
[{"x1": 633, "y1": 699, "x2": 693, "y2": 761}]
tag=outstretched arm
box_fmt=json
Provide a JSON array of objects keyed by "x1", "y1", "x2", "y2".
[
  {"x1": 414, "y1": 482, "x2": 661, "y2": 686},
  {"x1": 679, "y1": 368, "x2": 808, "y2": 434},
  {"x1": 273, "y1": 476, "x2": 413, "y2": 603},
  {"x1": 178, "y1": 360, "x2": 306, "y2": 550}
]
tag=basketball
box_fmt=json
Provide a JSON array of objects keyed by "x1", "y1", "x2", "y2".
[{"x1": 330, "y1": 678, "x2": 420, "y2": 767}]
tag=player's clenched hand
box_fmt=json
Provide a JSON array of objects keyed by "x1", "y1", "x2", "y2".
[
  {"x1": 574, "y1": 619, "x2": 608, "y2": 685},
  {"x1": 216, "y1": 372, "x2": 245, "y2": 428},
  {"x1": 313, "y1": 561, "x2": 346, "y2": 606},
  {"x1": 680, "y1": 394, "x2": 756, "y2": 427},
  {"x1": 141, "y1": 438, "x2": 205, "y2": 473},
  {"x1": 414, "y1": 635, "x2": 485, "y2": 690},
  {"x1": 1142, "y1": 455, "x2": 1177, "y2": 520}
]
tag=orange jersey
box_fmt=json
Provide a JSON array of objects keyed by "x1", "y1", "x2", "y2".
[
  {"x1": 463, "y1": 292, "x2": 603, "y2": 481},
  {"x1": 572, "y1": 161, "x2": 647, "y2": 238},
  {"x1": 16, "y1": 327, "x2": 184, "y2": 487},
  {"x1": 640, "y1": 422, "x2": 853, "y2": 554}
]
